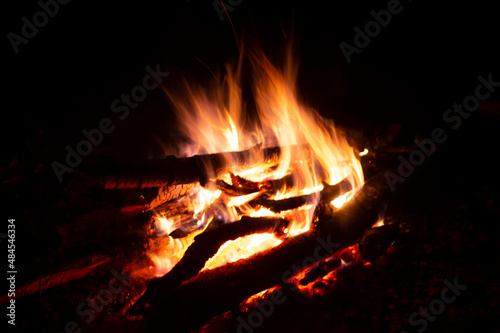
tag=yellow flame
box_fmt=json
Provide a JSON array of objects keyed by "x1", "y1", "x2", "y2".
[
  {"x1": 331, "y1": 192, "x2": 352, "y2": 209},
  {"x1": 154, "y1": 215, "x2": 176, "y2": 236},
  {"x1": 202, "y1": 233, "x2": 282, "y2": 271},
  {"x1": 149, "y1": 231, "x2": 202, "y2": 277},
  {"x1": 191, "y1": 185, "x2": 221, "y2": 215}
]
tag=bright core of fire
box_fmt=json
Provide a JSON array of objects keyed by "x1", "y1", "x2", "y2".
[{"x1": 202, "y1": 233, "x2": 282, "y2": 271}]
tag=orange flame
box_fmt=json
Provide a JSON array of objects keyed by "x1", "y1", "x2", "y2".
[{"x1": 148, "y1": 46, "x2": 364, "y2": 277}]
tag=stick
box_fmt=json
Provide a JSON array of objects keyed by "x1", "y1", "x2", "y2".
[{"x1": 131, "y1": 217, "x2": 288, "y2": 313}]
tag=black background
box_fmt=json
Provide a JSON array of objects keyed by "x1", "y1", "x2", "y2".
[{"x1": 4, "y1": 0, "x2": 499, "y2": 161}]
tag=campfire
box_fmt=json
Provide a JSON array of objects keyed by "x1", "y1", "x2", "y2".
[
  {"x1": 2, "y1": 45, "x2": 401, "y2": 333},
  {"x1": 144, "y1": 46, "x2": 364, "y2": 277},
  {"x1": 113, "y1": 47, "x2": 393, "y2": 332},
  {"x1": 5, "y1": 0, "x2": 497, "y2": 331}
]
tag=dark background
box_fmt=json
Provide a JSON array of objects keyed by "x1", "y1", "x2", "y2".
[
  {"x1": 4, "y1": 0, "x2": 499, "y2": 160},
  {"x1": 2, "y1": 0, "x2": 500, "y2": 332}
]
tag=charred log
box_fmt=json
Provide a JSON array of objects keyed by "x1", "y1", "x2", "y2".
[
  {"x1": 215, "y1": 178, "x2": 258, "y2": 196},
  {"x1": 358, "y1": 223, "x2": 399, "y2": 262},
  {"x1": 250, "y1": 178, "x2": 352, "y2": 212},
  {"x1": 131, "y1": 216, "x2": 289, "y2": 313},
  {"x1": 299, "y1": 258, "x2": 342, "y2": 286},
  {"x1": 215, "y1": 173, "x2": 296, "y2": 197}
]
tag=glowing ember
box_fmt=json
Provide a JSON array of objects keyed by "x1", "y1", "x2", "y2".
[
  {"x1": 372, "y1": 219, "x2": 385, "y2": 228},
  {"x1": 359, "y1": 148, "x2": 369, "y2": 156},
  {"x1": 147, "y1": 46, "x2": 364, "y2": 278}
]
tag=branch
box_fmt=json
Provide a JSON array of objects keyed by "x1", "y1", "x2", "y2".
[{"x1": 131, "y1": 217, "x2": 288, "y2": 313}]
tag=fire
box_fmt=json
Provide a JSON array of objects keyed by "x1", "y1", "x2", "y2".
[
  {"x1": 202, "y1": 233, "x2": 282, "y2": 271},
  {"x1": 359, "y1": 148, "x2": 369, "y2": 156},
  {"x1": 147, "y1": 46, "x2": 364, "y2": 277},
  {"x1": 148, "y1": 232, "x2": 201, "y2": 277},
  {"x1": 331, "y1": 192, "x2": 352, "y2": 209}
]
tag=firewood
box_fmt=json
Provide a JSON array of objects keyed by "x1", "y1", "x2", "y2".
[
  {"x1": 144, "y1": 177, "x2": 351, "y2": 290},
  {"x1": 299, "y1": 258, "x2": 342, "y2": 285},
  {"x1": 82, "y1": 145, "x2": 285, "y2": 189},
  {"x1": 131, "y1": 216, "x2": 289, "y2": 313},
  {"x1": 249, "y1": 178, "x2": 352, "y2": 213},
  {"x1": 215, "y1": 172, "x2": 296, "y2": 197},
  {"x1": 215, "y1": 178, "x2": 258, "y2": 196},
  {"x1": 84, "y1": 144, "x2": 317, "y2": 189},
  {"x1": 148, "y1": 183, "x2": 197, "y2": 209},
  {"x1": 135, "y1": 172, "x2": 394, "y2": 332},
  {"x1": 152, "y1": 173, "x2": 334, "y2": 239}
]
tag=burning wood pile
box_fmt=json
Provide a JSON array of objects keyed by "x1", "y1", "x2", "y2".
[
  {"x1": 2, "y1": 46, "x2": 405, "y2": 333},
  {"x1": 105, "y1": 48, "x2": 398, "y2": 332}
]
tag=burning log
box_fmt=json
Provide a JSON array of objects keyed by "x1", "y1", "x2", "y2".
[
  {"x1": 136, "y1": 171, "x2": 394, "y2": 332},
  {"x1": 141, "y1": 176, "x2": 352, "y2": 293},
  {"x1": 152, "y1": 174, "x2": 348, "y2": 239},
  {"x1": 215, "y1": 173, "x2": 296, "y2": 197},
  {"x1": 133, "y1": 216, "x2": 288, "y2": 312},
  {"x1": 219, "y1": 172, "x2": 262, "y2": 195},
  {"x1": 215, "y1": 178, "x2": 256, "y2": 196},
  {"x1": 299, "y1": 258, "x2": 342, "y2": 285},
  {"x1": 249, "y1": 178, "x2": 352, "y2": 213},
  {"x1": 83, "y1": 145, "x2": 287, "y2": 189},
  {"x1": 148, "y1": 183, "x2": 197, "y2": 209}
]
